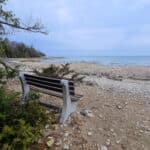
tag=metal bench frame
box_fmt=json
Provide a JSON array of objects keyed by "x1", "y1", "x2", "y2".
[{"x1": 19, "y1": 72, "x2": 82, "y2": 124}]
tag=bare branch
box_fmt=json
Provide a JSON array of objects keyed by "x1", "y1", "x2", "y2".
[{"x1": 0, "y1": 20, "x2": 48, "y2": 35}]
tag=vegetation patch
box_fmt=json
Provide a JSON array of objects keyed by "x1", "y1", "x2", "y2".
[
  {"x1": 35, "y1": 63, "x2": 85, "y2": 82},
  {"x1": 0, "y1": 87, "x2": 48, "y2": 150},
  {"x1": 0, "y1": 38, "x2": 45, "y2": 58}
]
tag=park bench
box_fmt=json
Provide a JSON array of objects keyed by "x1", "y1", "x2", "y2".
[{"x1": 19, "y1": 72, "x2": 83, "y2": 124}]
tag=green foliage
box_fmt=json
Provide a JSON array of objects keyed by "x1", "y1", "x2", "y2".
[
  {"x1": 0, "y1": 0, "x2": 20, "y2": 35},
  {"x1": 28, "y1": 90, "x2": 41, "y2": 100},
  {"x1": 0, "y1": 1, "x2": 48, "y2": 149},
  {"x1": 0, "y1": 87, "x2": 48, "y2": 149},
  {"x1": 35, "y1": 63, "x2": 85, "y2": 82},
  {"x1": 0, "y1": 119, "x2": 36, "y2": 150},
  {"x1": 0, "y1": 38, "x2": 45, "y2": 58},
  {"x1": 0, "y1": 59, "x2": 18, "y2": 85}
]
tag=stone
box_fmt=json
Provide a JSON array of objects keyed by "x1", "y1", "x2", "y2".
[
  {"x1": 47, "y1": 136, "x2": 53, "y2": 140},
  {"x1": 98, "y1": 128, "x2": 103, "y2": 131},
  {"x1": 116, "y1": 139, "x2": 121, "y2": 144},
  {"x1": 55, "y1": 139, "x2": 62, "y2": 146},
  {"x1": 38, "y1": 138, "x2": 42, "y2": 144},
  {"x1": 63, "y1": 144, "x2": 69, "y2": 150},
  {"x1": 98, "y1": 114, "x2": 103, "y2": 119},
  {"x1": 101, "y1": 145, "x2": 108, "y2": 150},
  {"x1": 110, "y1": 128, "x2": 114, "y2": 132},
  {"x1": 45, "y1": 110, "x2": 50, "y2": 114},
  {"x1": 105, "y1": 139, "x2": 111, "y2": 146},
  {"x1": 45, "y1": 124, "x2": 49, "y2": 129},
  {"x1": 64, "y1": 132, "x2": 69, "y2": 137},
  {"x1": 80, "y1": 109, "x2": 94, "y2": 117},
  {"x1": 47, "y1": 138, "x2": 54, "y2": 147},
  {"x1": 53, "y1": 124, "x2": 59, "y2": 130},
  {"x1": 140, "y1": 130, "x2": 143, "y2": 133},
  {"x1": 60, "y1": 124, "x2": 68, "y2": 128},
  {"x1": 87, "y1": 131, "x2": 92, "y2": 136},
  {"x1": 116, "y1": 105, "x2": 122, "y2": 109}
]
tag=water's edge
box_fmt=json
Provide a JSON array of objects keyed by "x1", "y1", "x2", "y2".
[{"x1": 42, "y1": 56, "x2": 150, "y2": 66}]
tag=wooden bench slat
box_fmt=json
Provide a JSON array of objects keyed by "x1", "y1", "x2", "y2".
[
  {"x1": 25, "y1": 76, "x2": 75, "y2": 91},
  {"x1": 19, "y1": 72, "x2": 83, "y2": 123},
  {"x1": 30, "y1": 86, "x2": 82, "y2": 102},
  {"x1": 24, "y1": 74, "x2": 74, "y2": 86},
  {"x1": 27, "y1": 80, "x2": 75, "y2": 95}
]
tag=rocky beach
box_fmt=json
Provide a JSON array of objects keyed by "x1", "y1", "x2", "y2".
[{"x1": 8, "y1": 58, "x2": 150, "y2": 150}]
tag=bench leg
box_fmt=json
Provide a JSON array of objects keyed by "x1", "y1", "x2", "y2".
[
  {"x1": 60, "y1": 80, "x2": 77, "y2": 124},
  {"x1": 19, "y1": 72, "x2": 30, "y2": 105}
]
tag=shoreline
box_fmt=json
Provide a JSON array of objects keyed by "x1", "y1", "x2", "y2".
[
  {"x1": 12, "y1": 58, "x2": 150, "y2": 98},
  {"x1": 9, "y1": 56, "x2": 150, "y2": 67},
  {"x1": 7, "y1": 58, "x2": 150, "y2": 150},
  {"x1": 13, "y1": 58, "x2": 150, "y2": 81}
]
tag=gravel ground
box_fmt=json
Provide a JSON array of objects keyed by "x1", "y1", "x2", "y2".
[{"x1": 7, "y1": 59, "x2": 150, "y2": 150}]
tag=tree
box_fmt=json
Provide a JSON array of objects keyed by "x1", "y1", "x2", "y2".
[
  {"x1": 0, "y1": 0, "x2": 47, "y2": 83},
  {"x1": 0, "y1": 0, "x2": 47, "y2": 35}
]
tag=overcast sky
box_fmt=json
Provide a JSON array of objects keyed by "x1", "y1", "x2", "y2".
[{"x1": 6, "y1": 0, "x2": 150, "y2": 56}]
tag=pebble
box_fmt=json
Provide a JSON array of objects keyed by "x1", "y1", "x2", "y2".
[
  {"x1": 105, "y1": 139, "x2": 111, "y2": 146},
  {"x1": 47, "y1": 138, "x2": 54, "y2": 147},
  {"x1": 98, "y1": 128, "x2": 103, "y2": 131},
  {"x1": 45, "y1": 110, "x2": 50, "y2": 114},
  {"x1": 110, "y1": 128, "x2": 114, "y2": 132},
  {"x1": 60, "y1": 124, "x2": 68, "y2": 128},
  {"x1": 101, "y1": 145, "x2": 108, "y2": 150},
  {"x1": 116, "y1": 105, "x2": 122, "y2": 109},
  {"x1": 64, "y1": 132, "x2": 69, "y2": 137},
  {"x1": 116, "y1": 139, "x2": 121, "y2": 144},
  {"x1": 55, "y1": 139, "x2": 62, "y2": 146},
  {"x1": 87, "y1": 131, "x2": 92, "y2": 136},
  {"x1": 80, "y1": 109, "x2": 94, "y2": 117},
  {"x1": 47, "y1": 136, "x2": 53, "y2": 140},
  {"x1": 98, "y1": 114, "x2": 103, "y2": 119},
  {"x1": 53, "y1": 125, "x2": 59, "y2": 130},
  {"x1": 140, "y1": 130, "x2": 143, "y2": 133},
  {"x1": 45, "y1": 124, "x2": 49, "y2": 129},
  {"x1": 63, "y1": 144, "x2": 69, "y2": 150},
  {"x1": 38, "y1": 138, "x2": 42, "y2": 144}
]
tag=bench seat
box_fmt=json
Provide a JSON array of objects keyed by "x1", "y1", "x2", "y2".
[
  {"x1": 19, "y1": 72, "x2": 83, "y2": 124},
  {"x1": 30, "y1": 85, "x2": 83, "y2": 102}
]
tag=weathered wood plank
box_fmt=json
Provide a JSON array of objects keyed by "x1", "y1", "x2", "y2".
[
  {"x1": 30, "y1": 86, "x2": 82, "y2": 101},
  {"x1": 25, "y1": 76, "x2": 75, "y2": 91},
  {"x1": 27, "y1": 80, "x2": 75, "y2": 95},
  {"x1": 24, "y1": 74, "x2": 74, "y2": 86}
]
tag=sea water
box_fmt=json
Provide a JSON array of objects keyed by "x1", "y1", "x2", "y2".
[{"x1": 43, "y1": 56, "x2": 150, "y2": 66}]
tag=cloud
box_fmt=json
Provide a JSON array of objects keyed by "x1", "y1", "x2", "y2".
[
  {"x1": 5, "y1": 0, "x2": 150, "y2": 55},
  {"x1": 47, "y1": 27, "x2": 126, "y2": 50},
  {"x1": 126, "y1": 24, "x2": 150, "y2": 47}
]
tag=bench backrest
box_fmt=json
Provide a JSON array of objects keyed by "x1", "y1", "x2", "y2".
[{"x1": 24, "y1": 74, "x2": 75, "y2": 95}]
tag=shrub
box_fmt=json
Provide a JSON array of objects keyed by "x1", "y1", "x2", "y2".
[
  {"x1": 0, "y1": 59, "x2": 19, "y2": 85},
  {"x1": 0, "y1": 87, "x2": 48, "y2": 150},
  {"x1": 35, "y1": 63, "x2": 85, "y2": 82}
]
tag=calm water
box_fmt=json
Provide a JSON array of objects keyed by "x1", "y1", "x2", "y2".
[{"x1": 43, "y1": 56, "x2": 150, "y2": 66}]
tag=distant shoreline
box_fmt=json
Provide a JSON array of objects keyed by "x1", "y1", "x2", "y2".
[
  {"x1": 42, "y1": 56, "x2": 150, "y2": 67},
  {"x1": 7, "y1": 56, "x2": 65, "y2": 62},
  {"x1": 8, "y1": 56, "x2": 150, "y2": 67}
]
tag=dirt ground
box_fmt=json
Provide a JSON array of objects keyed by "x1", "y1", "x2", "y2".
[
  {"x1": 7, "y1": 60, "x2": 150, "y2": 150},
  {"x1": 33, "y1": 83, "x2": 149, "y2": 150}
]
